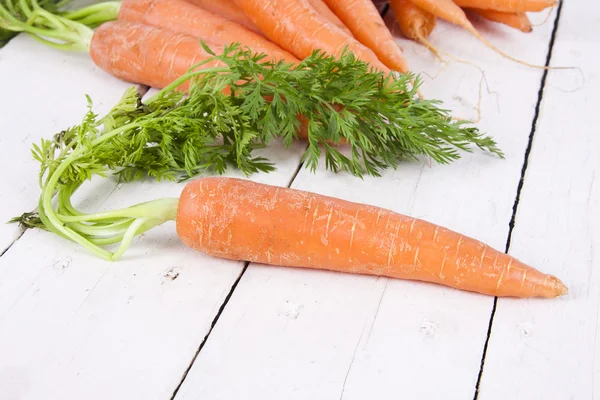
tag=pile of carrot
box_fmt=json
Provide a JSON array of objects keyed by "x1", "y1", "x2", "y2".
[
  {"x1": 93, "y1": 0, "x2": 556, "y2": 81},
  {"x1": 6, "y1": 0, "x2": 569, "y2": 299},
  {"x1": 2, "y1": 0, "x2": 559, "y2": 93}
]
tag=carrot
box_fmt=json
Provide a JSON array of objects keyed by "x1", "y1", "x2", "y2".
[
  {"x1": 407, "y1": 0, "x2": 560, "y2": 69},
  {"x1": 173, "y1": 177, "x2": 567, "y2": 298},
  {"x1": 307, "y1": 0, "x2": 353, "y2": 36},
  {"x1": 321, "y1": 0, "x2": 410, "y2": 73},
  {"x1": 389, "y1": 0, "x2": 440, "y2": 58},
  {"x1": 468, "y1": 8, "x2": 533, "y2": 32},
  {"x1": 188, "y1": 0, "x2": 354, "y2": 38},
  {"x1": 232, "y1": 0, "x2": 390, "y2": 73},
  {"x1": 184, "y1": 0, "x2": 262, "y2": 34},
  {"x1": 118, "y1": 0, "x2": 299, "y2": 64},
  {"x1": 90, "y1": 20, "x2": 226, "y2": 91},
  {"x1": 453, "y1": 0, "x2": 556, "y2": 12}
]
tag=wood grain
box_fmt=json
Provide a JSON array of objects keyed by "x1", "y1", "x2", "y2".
[
  {"x1": 0, "y1": 39, "x2": 306, "y2": 400},
  {"x1": 173, "y1": 8, "x2": 563, "y2": 400},
  {"x1": 477, "y1": 0, "x2": 598, "y2": 398}
]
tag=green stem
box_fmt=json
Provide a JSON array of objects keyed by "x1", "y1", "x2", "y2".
[
  {"x1": 0, "y1": 0, "x2": 93, "y2": 52},
  {"x1": 65, "y1": 218, "x2": 134, "y2": 236},
  {"x1": 38, "y1": 119, "x2": 181, "y2": 260},
  {"x1": 56, "y1": 198, "x2": 179, "y2": 223},
  {"x1": 109, "y1": 218, "x2": 146, "y2": 260},
  {"x1": 61, "y1": 1, "x2": 120, "y2": 27},
  {"x1": 27, "y1": 31, "x2": 89, "y2": 51},
  {"x1": 145, "y1": 66, "x2": 231, "y2": 104},
  {"x1": 18, "y1": 0, "x2": 33, "y2": 17},
  {"x1": 58, "y1": 184, "x2": 83, "y2": 216}
]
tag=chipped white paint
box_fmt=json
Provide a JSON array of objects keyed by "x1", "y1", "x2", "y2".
[
  {"x1": 175, "y1": 8, "x2": 569, "y2": 400},
  {"x1": 0, "y1": 36, "x2": 306, "y2": 400},
  {"x1": 478, "y1": 1, "x2": 600, "y2": 398}
]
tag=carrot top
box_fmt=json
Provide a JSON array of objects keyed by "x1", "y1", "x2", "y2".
[
  {"x1": 0, "y1": 0, "x2": 73, "y2": 46},
  {"x1": 10, "y1": 44, "x2": 504, "y2": 259},
  {"x1": 0, "y1": 0, "x2": 102, "y2": 51},
  {"x1": 26, "y1": 42, "x2": 504, "y2": 178}
]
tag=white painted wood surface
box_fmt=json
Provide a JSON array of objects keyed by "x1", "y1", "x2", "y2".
[
  {"x1": 0, "y1": 1, "x2": 594, "y2": 400},
  {"x1": 174, "y1": 8, "x2": 568, "y2": 400},
  {"x1": 0, "y1": 38, "x2": 306, "y2": 400},
  {"x1": 0, "y1": 35, "x2": 133, "y2": 251},
  {"x1": 478, "y1": 1, "x2": 599, "y2": 399}
]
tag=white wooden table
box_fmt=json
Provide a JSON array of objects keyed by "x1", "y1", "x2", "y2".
[{"x1": 0, "y1": 1, "x2": 597, "y2": 399}]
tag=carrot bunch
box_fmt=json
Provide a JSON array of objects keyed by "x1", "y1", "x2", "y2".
[
  {"x1": 4, "y1": 0, "x2": 569, "y2": 300},
  {"x1": 1, "y1": 0, "x2": 561, "y2": 95}
]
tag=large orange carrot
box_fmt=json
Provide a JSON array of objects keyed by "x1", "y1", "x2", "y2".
[
  {"x1": 185, "y1": 0, "x2": 262, "y2": 33},
  {"x1": 307, "y1": 0, "x2": 353, "y2": 35},
  {"x1": 118, "y1": 0, "x2": 299, "y2": 64},
  {"x1": 453, "y1": 0, "x2": 555, "y2": 12},
  {"x1": 390, "y1": 0, "x2": 439, "y2": 57},
  {"x1": 468, "y1": 8, "x2": 532, "y2": 32},
  {"x1": 90, "y1": 20, "x2": 226, "y2": 90},
  {"x1": 176, "y1": 177, "x2": 567, "y2": 298},
  {"x1": 232, "y1": 0, "x2": 390, "y2": 72},
  {"x1": 322, "y1": 0, "x2": 410, "y2": 73}
]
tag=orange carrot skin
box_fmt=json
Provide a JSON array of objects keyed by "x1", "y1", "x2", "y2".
[
  {"x1": 410, "y1": 0, "x2": 471, "y2": 27},
  {"x1": 307, "y1": 0, "x2": 353, "y2": 35},
  {"x1": 185, "y1": 0, "x2": 354, "y2": 37},
  {"x1": 232, "y1": 0, "x2": 390, "y2": 73},
  {"x1": 322, "y1": 0, "x2": 410, "y2": 73},
  {"x1": 90, "y1": 21, "x2": 314, "y2": 139},
  {"x1": 176, "y1": 177, "x2": 568, "y2": 298},
  {"x1": 453, "y1": 0, "x2": 555, "y2": 12},
  {"x1": 468, "y1": 8, "x2": 532, "y2": 32},
  {"x1": 390, "y1": 0, "x2": 437, "y2": 41},
  {"x1": 118, "y1": 0, "x2": 299, "y2": 64},
  {"x1": 90, "y1": 20, "x2": 225, "y2": 90},
  {"x1": 185, "y1": 0, "x2": 262, "y2": 34}
]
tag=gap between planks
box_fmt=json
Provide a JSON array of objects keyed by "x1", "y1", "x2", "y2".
[
  {"x1": 169, "y1": 147, "x2": 309, "y2": 400},
  {"x1": 472, "y1": 1, "x2": 565, "y2": 398},
  {"x1": 168, "y1": 3, "x2": 390, "y2": 396}
]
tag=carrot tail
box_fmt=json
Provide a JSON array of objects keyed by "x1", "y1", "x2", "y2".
[
  {"x1": 453, "y1": 0, "x2": 556, "y2": 13},
  {"x1": 466, "y1": 22, "x2": 569, "y2": 70},
  {"x1": 468, "y1": 8, "x2": 533, "y2": 33}
]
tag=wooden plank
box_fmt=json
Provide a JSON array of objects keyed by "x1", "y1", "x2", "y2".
[
  {"x1": 477, "y1": 1, "x2": 598, "y2": 398},
  {"x1": 0, "y1": 42, "x2": 307, "y2": 399},
  {"x1": 174, "y1": 9, "x2": 561, "y2": 400},
  {"x1": 0, "y1": 34, "x2": 136, "y2": 252}
]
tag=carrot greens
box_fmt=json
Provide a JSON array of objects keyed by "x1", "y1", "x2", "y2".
[
  {"x1": 0, "y1": 0, "x2": 93, "y2": 50},
  {"x1": 13, "y1": 45, "x2": 503, "y2": 260}
]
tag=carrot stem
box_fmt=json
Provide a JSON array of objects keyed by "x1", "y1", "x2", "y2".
[
  {"x1": 60, "y1": 1, "x2": 120, "y2": 27},
  {"x1": 0, "y1": 0, "x2": 93, "y2": 51}
]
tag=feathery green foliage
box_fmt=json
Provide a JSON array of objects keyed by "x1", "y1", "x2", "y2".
[{"x1": 12, "y1": 43, "x2": 503, "y2": 261}]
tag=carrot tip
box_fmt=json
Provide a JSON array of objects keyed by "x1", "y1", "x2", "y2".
[{"x1": 555, "y1": 279, "x2": 568, "y2": 296}]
